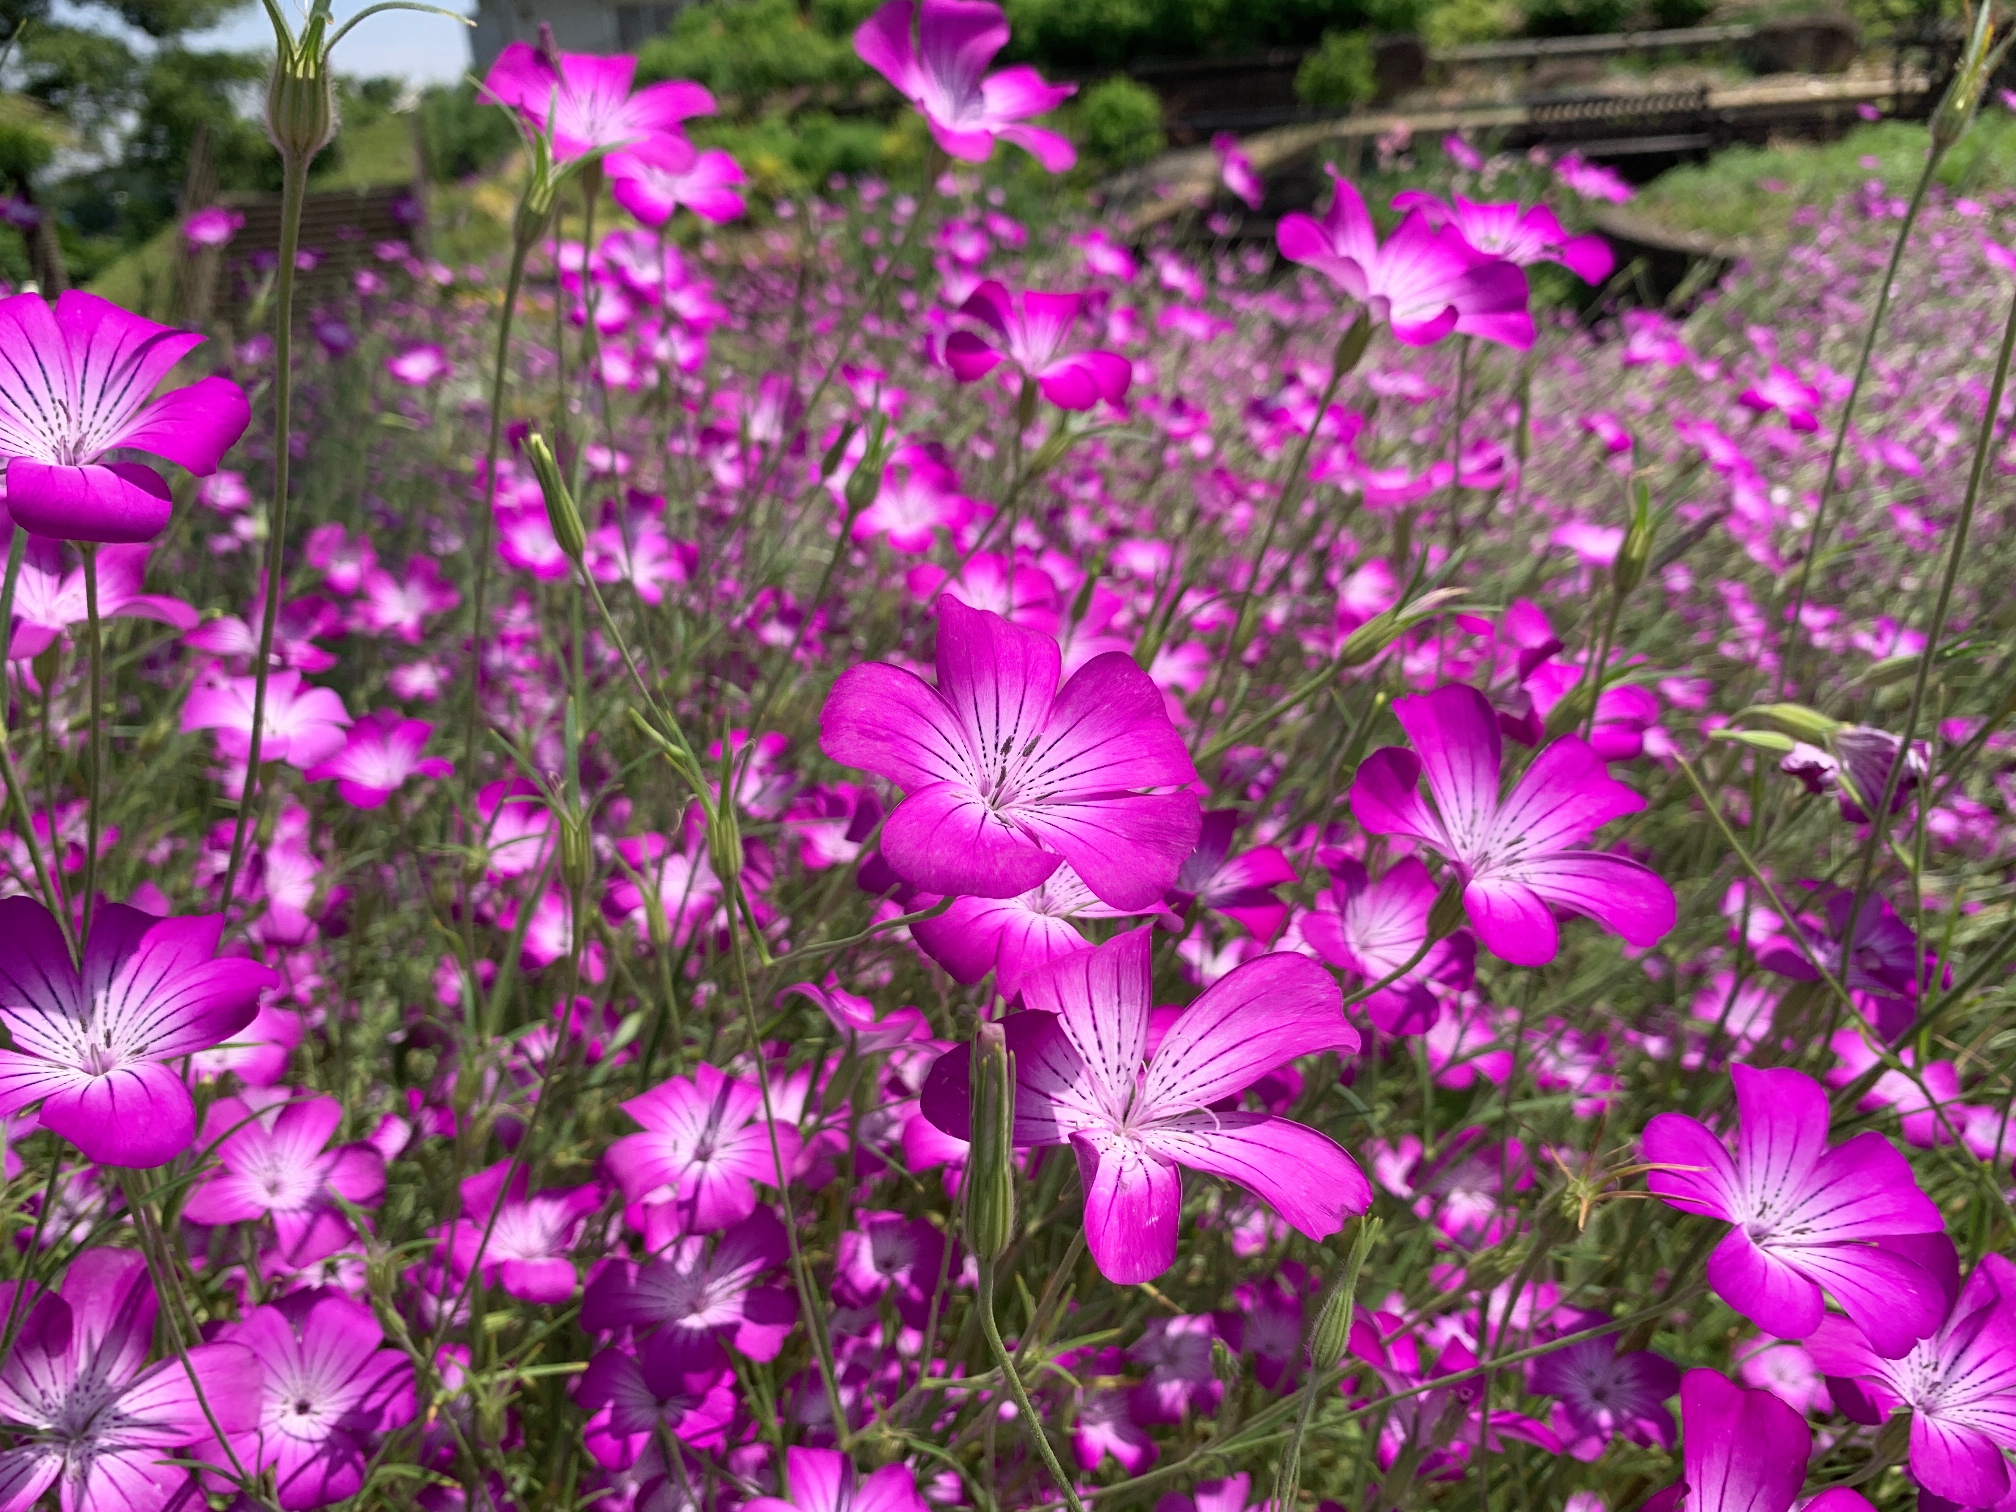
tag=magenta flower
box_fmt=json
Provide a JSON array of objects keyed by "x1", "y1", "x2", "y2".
[
  {"x1": 1350, "y1": 682, "x2": 1676, "y2": 966},
  {"x1": 943, "y1": 281, "x2": 1132, "y2": 411},
  {"x1": 1808, "y1": 1238, "x2": 2016, "y2": 1508},
  {"x1": 1277, "y1": 171, "x2": 1534, "y2": 349},
  {"x1": 606, "y1": 1063, "x2": 803, "y2": 1236},
  {"x1": 821, "y1": 596, "x2": 1199, "y2": 911},
  {"x1": 1389, "y1": 190, "x2": 1615, "y2": 283},
  {"x1": 5, "y1": 541, "x2": 198, "y2": 659},
  {"x1": 1643, "y1": 1369, "x2": 1873, "y2": 1512},
  {"x1": 854, "y1": 0, "x2": 1076, "y2": 172},
  {"x1": 182, "y1": 1093, "x2": 386, "y2": 1266},
  {"x1": 1213, "y1": 133, "x2": 1264, "y2": 211},
  {"x1": 1739, "y1": 364, "x2": 1824, "y2": 431},
  {"x1": 384, "y1": 344, "x2": 450, "y2": 386},
  {"x1": 909, "y1": 859, "x2": 1169, "y2": 998},
  {"x1": 1299, "y1": 856, "x2": 1476, "y2": 1034},
  {"x1": 582, "y1": 1207, "x2": 797, "y2": 1360},
  {"x1": 607, "y1": 136, "x2": 748, "y2": 225},
  {"x1": 1554, "y1": 151, "x2": 1634, "y2": 204},
  {"x1": 1167, "y1": 810, "x2": 1299, "y2": 944},
  {"x1": 448, "y1": 1160, "x2": 601, "y2": 1305},
  {"x1": 302, "y1": 710, "x2": 453, "y2": 809},
  {"x1": 922, "y1": 927, "x2": 1368, "y2": 1284},
  {"x1": 577, "y1": 1330, "x2": 737, "y2": 1460},
  {"x1": 0, "y1": 899, "x2": 276, "y2": 1167},
  {"x1": 0, "y1": 291, "x2": 249, "y2": 542},
  {"x1": 1642, "y1": 1064, "x2": 1948, "y2": 1359},
  {"x1": 218, "y1": 1293, "x2": 415, "y2": 1511},
  {"x1": 746, "y1": 1446, "x2": 930, "y2": 1512},
  {"x1": 183, "y1": 668, "x2": 350, "y2": 771},
  {"x1": 847, "y1": 440, "x2": 981, "y2": 552},
  {"x1": 0, "y1": 1249, "x2": 261, "y2": 1512},
  {"x1": 481, "y1": 43, "x2": 715, "y2": 162},
  {"x1": 779, "y1": 977, "x2": 929, "y2": 1054},
  {"x1": 181, "y1": 206, "x2": 244, "y2": 248},
  {"x1": 1527, "y1": 1311, "x2": 1681, "y2": 1461}
]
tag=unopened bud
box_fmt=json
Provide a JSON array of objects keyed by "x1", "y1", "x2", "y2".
[
  {"x1": 1337, "y1": 587, "x2": 1465, "y2": 669},
  {"x1": 1332, "y1": 309, "x2": 1374, "y2": 377},
  {"x1": 1931, "y1": 5, "x2": 2005, "y2": 152},
  {"x1": 1211, "y1": 1335, "x2": 1241, "y2": 1390},
  {"x1": 525, "y1": 433, "x2": 585, "y2": 562},
  {"x1": 819, "y1": 421, "x2": 860, "y2": 481},
  {"x1": 1017, "y1": 374, "x2": 1039, "y2": 434},
  {"x1": 559, "y1": 814, "x2": 593, "y2": 894},
  {"x1": 1307, "y1": 1217, "x2": 1381, "y2": 1373},
  {"x1": 706, "y1": 802, "x2": 743, "y2": 884},
  {"x1": 1612, "y1": 479, "x2": 1654, "y2": 599},
  {"x1": 1737, "y1": 702, "x2": 1841, "y2": 744},
  {"x1": 965, "y1": 1021, "x2": 1016, "y2": 1262},
  {"x1": 1543, "y1": 678, "x2": 1596, "y2": 742},
  {"x1": 265, "y1": 45, "x2": 337, "y2": 164},
  {"x1": 1426, "y1": 877, "x2": 1466, "y2": 941}
]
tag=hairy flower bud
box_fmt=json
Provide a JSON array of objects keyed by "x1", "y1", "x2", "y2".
[
  {"x1": 1931, "y1": 4, "x2": 2006, "y2": 153},
  {"x1": 843, "y1": 413, "x2": 891, "y2": 517},
  {"x1": 965, "y1": 1020, "x2": 1016, "y2": 1263},
  {"x1": 1426, "y1": 877, "x2": 1467, "y2": 941},
  {"x1": 264, "y1": 19, "x2": 338, "y2": 166},
  {"x1": 1332, "y1": 308, "x2": 1374, "y2": 377},
  {"x1": 706, "y1": 801, "x2": 744, "y2": 885},
  {"x1": 525, "y1": 433, "x2": 585, "y2": 562},
  {"x1": 559, "y1": 813, "x2": 593, "y2": 895},
  {"x1": 1306, "y1": 1218, "x2": 1380, "y2": 1373},
  {"x1": 1612, "y1": 478, "x2": 1654, "y2": 599}
]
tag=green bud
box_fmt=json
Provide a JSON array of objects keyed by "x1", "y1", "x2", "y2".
[
  {"x1": 559, "y1": 814, "x2": 593, "y2": 895},
  {"x1": 706, "y1": 801, "x2": 744, "y2": 885},
  {"x1": 1306, "y1": 1218, "x2": 1380, "y2": 1373},
  {"x1": 1336, "y1": 587, "x2": 1466, "y2": 669},
  {"x1": 1931, "y1": 4, "x2": 2007, "y2": 153},
  {"x1": 1211, "y1": 1335, "x2": 1240, "y2": 1387},
  {"x1": 820, "y1": 421, "x2": 861, "y2": 481},
  {"x1": 1612, "y1": 478, "x2": 1654, "y2": 599},
  {"x1": 965, "y1": 1021, "x2": 1016, "y2": 1263},
  {"x1": 265, "y1": 29, "x2": 338, "y2": 164},
  {"x1": 1332, "y1": 309, "x2": 1374, "y2": 377},
  {"x1": 1426, "y1": 877, "x2": 1467, "y2": 941},
  {"x1": 525, "y1": 433, "x2": 585, "y2": 562},
  {"x1": 1542, "y1": 678, "x2": 1596, "y2": 742},
  {"x1": 1735, "y1": 702, "x2": 1841, "y2": 743},
  {"x1": 1017, "y1": 375, "x2": 1039, "y2": 435}
]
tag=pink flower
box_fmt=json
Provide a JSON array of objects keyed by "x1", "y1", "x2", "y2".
[
  {"x1": 0, "y1": 291, "x2": 249, "y2": 542},
  {"x1": 447, "y1": 1160, "x2": 601, "y2": 1305},
  {"x1": 1643, "y1": 1369, "x2": 1873, "y2": 1512},
  {"x1": 1213, "y1": 133, "x2": 1264, "y2": 211},
  {"x1": 183, "y1": 668, "x2": 352, "y2": 769},
  {"x1": 182, "y1": 1092, "x2": 387, "y2": 1266},
  {"x1": 4, "y1": 540, "x2": 197, "y2": 659},
  {"x1": 922, "y1": 927, "x2": 1368, "y2": 1283},
  {"x1": 353, "y1": 557, "x2": 460, "y2": 642},
  {"x1": 1809, "y1": 1238, "x2": 2016, "y2": 1508},
  {"x1": 607, "y1": 136, "x2": 748, "y2": 225},
  {"x1": 0, "y1": 899, "x2": 276, "y2": 1167},
  {"x1": 1277, "y1": 171, "x2": 1534, "y2": 349},
  {"x1": 854, "y1": 0, "x2": 1076, "y2": 172},
  {"x1": 0, "y1": 1249, "x2": 261, "y2": 1512},
  {"x1": 303, "y1": 711, "x2": 453, "y2": 809},
  {"x1": 581, "y1": 1206, "x2": 797, "y2": 1359},
  {"x1": 1351, "y1": 683, "x2": 1673, "y2": 966},
  {"x1": 746, "y1": 1446, "x2": 930, "y2": 1512},
  {"x1": 1739, "y1": 363, "x2": 1823, "y2": 432},
  {"x1": 910, "y1": 859, "x2": 1170, "y2": 997},
  {"x1": 820, "y1": 596, "x2": 1199, "y2": 910},
  {"x1": 1642, "y1": 1064, "x2": 1948, "y2": 1359},
  {"x1": 481, "y1": 43, "x2": 715, "y2": 162},
  {"x1": 216, "y1": 1293, "x2": 415, "y2": 1511},
  {"x1": 943, "y1": 280, "x2": 1132, "y2": 411},
  {"x1": 779, "y1": 977, "x2": 929, "y2": 1054},
  {"x1": 834, "y1": 1210, "x2": 945, "y2": 1326},
  {"x1": 1167, "y1": 809, "x2": 1299, "y2": 944},
  {"x1": 605, "y1": 1063, "x2": 802, "y2": 1236},
  {"x1": 1554, "y1": 151, "x2": 1635, "y2": 203},
  {"x1": 1390, "y1": 190, "x2": 1615, "y2": 283},
  {"x1": 181, "y1": 206, "x2": 244, "y2": 248},
  {"x1": 576, "y1": 1330, "x2": 737, "y2": 1460},
  {"x1": 1299, "y1": 856, "x2": 1477, "y2": 1034},
  {"x1": 1527, "y1": 1312, "x2": 1680, "y2": 1461},
  {"x1": 847, "y1": 440, "x2": 981, "y2": 551},
  {"x1": 384, "y1": 343, "x2": 450, "y2": 386}
]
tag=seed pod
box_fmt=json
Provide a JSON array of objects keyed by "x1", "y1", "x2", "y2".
[
  {"x1": 525, "y1": 433, "x2": 585, "y2": 563},
  {"x1": 965, "y1": 1021, "x2": 1017, "y2": 1263},
  {"x1": 266, "y1": 52, "x2": 338, "y2": 164}
]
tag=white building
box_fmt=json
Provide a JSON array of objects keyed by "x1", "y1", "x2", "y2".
[{"x1": 470, "y1": 0, "x2": 687, "y2": 73}]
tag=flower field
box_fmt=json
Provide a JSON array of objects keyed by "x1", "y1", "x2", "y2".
[{"x1": 0, "y1": 2, "x2": 2014, "y2": 1510}]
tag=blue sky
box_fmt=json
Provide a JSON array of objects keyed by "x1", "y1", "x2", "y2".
[{"x1": 188, "y1": 0, "x2": 475, "y2": 86}]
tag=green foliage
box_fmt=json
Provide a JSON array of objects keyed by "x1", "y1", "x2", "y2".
[
  {"x1": 418, "y1": 81, "x2": 520, "y2": 183},
  {"x1": 636, "y1": 0, "x2": 867, "y2": 112},
  {"x1": 1074, "y1": 76, "x2": 1165, "y2": 170},
  {"x1": 1002, "y1": 0, "x2": 1396, "y2": 70},
  {"x1": 1296, "y1": 29, "x2": 1377, "y2": 111},
  {"x1": 0, "y1": 93, "x2": 60, "y2": 184},
  {"x1": 1419, "y1": 0, "x2": 1520, "y2": 43}
]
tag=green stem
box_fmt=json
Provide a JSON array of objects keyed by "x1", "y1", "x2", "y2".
[
  {"x1": 1775, "y1": 147, "x2": 1940, "y2": 699},
  {"x1": 220, "y1": 148, "x2": 312, "y2": 912},
  {"x1": 79, "y1": 545, "x2": 101, "y2": 943},
  {"x1": 978, "y1": 1257, "x2": 1086, "y2": 1512},
  {"x1": 0, "y1": 527, "x2": 63, "y2": 936}
]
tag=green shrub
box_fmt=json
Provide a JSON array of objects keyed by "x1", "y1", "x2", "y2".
[
  {"x1": 1076, "y1": 76, "x2": 1164, "y2": 170},
  {"x1": 637, "y1": 0, "x2": 866, "y2": 112},
  {"x1": 418, "y1": 82, "x2": 520, "y2": 183},
  {"x1": 1522, "y1": 0, "x2": 1630, "y2": 35},
  {"x1": 1296, "y1": 30, "x2": 1377, "y2": 111}
]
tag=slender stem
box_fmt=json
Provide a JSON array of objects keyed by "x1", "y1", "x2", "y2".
[
  {"x1": 1775, "y1": 148, "x2": 1940, "y2": 699},
  {"x1": 220, "y1": 148, "x2": 312, "y2": 912},
  {"x1": 0, "y1": 527, "x2": 63, "y2": 934},
  {"x1": 1824, "y1": 274, "x2": 2016, "y2": 1048},
  {"x1": 1580, "y1": 589, "x2": 1623, "y2": 743},
  {"x1": 79, "y1": 545, "x2": 101, "y2": 943},
  {"x1": 977, "y1": 1258, "x2": 1086, "y2": 1512}
]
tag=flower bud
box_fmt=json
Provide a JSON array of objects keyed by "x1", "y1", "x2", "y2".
[
  {"x1": 843, "y1": 416, "x2": 891, "y2": 518},
  {"x1": 965, "y1": 1020, "x2": 1016, "y2": 1262},
  {"x1": 706, "y1": 802, "x2": 744, "y2": 885},
  {"x1": 819, "y1": 421, "x2": 860, "y2": 481},
  {"x1": 1427, "y1": 877, "x2": 1467, "y2": 941},
  {"x1": 525, "y1": 433, "x2": 585, "y2": 562},
  {"x1": 265, "y1": 43, "x2": 337, "y2": 165},
  {"x1": 1931, "y1": 5, "x2": 2006, "y2": 153},
  {"x1": 1612, "y1": 478, "x2": 1654, "y2": 599},
  {"x1": 1542, "y1": 678, "x2": 1596, "y2": 743},
  {"x1": 1336, "y1": 587, "x2": 1465, "y2": 669},
  {"x1": 1736, "y1": 702, "x2": 1841, "y2": 744},
  {"x1": 559, "y1": 813, "x2": 593, "y2": 895},
  {"x1": 1307, "y1": 1217, "x2": 1381, "y2": 1373},
  {"x1": 1332, "y1": 309, "x2": 1374, "y2": 377}
]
